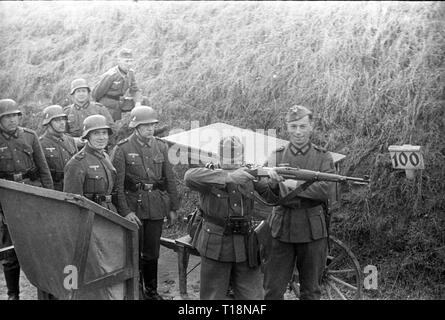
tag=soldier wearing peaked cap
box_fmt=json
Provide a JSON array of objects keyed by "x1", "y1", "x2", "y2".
[
  {"x1": 263, "y1": 105, "x2": 335, "y2": 300},
  {"x1": 63, "y1": 78, "x2": 114, "y2": 148},
  {"x1": 39, "y1": 105, "x2": 77, "y2": 191},
  {"x1": 63, "y1": 115, "x2": 118, "y2": 214},
  {"x1": 0, "y1": 99, "x2": 54, "y2": 300},
  {"x1": 92, "y1": 48, "x2": 144, "y2": 121},
  {"x1": 111, "y1": 106, "x2": 179, "y2": 300}
]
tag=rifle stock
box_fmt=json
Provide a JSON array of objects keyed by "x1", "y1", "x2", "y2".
[{"x1": 247, "y1": 167, "x2": 370, "y2": 185}]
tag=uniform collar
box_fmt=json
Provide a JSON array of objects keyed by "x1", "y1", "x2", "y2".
[
  {"x1": 0, "y1": 127, "x2": 19, "y2": 139},
  {"x1": 117, "y1": 66, "x2": 128, "y2": 77},
  {"x1": 133, "y1": 132, "x2": 153, "y2": 148},
  {"x1": 289, "y1": 142, "x2": 311, "y2": 156},
  {"x1": 74, "y1": 101, "x2": 90, "y2": 110},
  {"x1": 85, "y1": 143, "x2": 106, "y2": 158},
  {"x1": 44, "y1": 130, "x2": 65, "y2": 142}
]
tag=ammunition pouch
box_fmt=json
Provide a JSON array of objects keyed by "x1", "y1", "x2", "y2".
[
  {"x1": 224, "y1": 216, "x2": 251, "y2": 235},
  {"x1": 0, "y1": 168, "x2": 39, "y2": 182}
]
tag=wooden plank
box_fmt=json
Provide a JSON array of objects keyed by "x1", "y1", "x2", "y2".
[
  {"x1": 69, "y1": 210, "x2": 95, "y2": 300},
  {"x1": 0, "y1": 179, "x2": 137, "y2": 231}
]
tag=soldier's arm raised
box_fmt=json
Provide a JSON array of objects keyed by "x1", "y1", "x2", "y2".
[{"x1": 184, "y1": 167, "x2": 227, "y2": 193}]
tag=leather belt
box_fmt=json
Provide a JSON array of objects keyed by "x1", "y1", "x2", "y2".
[
  {"x1": 0, "y1": 172, "x2": 31, "y2": 182},
  {"x1": 85, "y1": 194, "x2": 112, "y2": 203}
]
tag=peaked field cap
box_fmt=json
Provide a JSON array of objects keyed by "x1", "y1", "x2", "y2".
[
  {"x1": 285, "y1": 105, "x2": 313, "y2": 122},
  {"x1": 118, "y1": 48, "x2": 134, "y2": 60}
]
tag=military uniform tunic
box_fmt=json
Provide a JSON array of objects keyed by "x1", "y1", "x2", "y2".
[
  {"x1": 112, "y1": 133, "x2": 179, "y2": 263},
  {"x1": 263, "y1": 142, "x2": 335, "y2": 300},
  {"x1": 184, "y1": 167, "x2": 277, "y2": 299},
  {"x1": 92, "y1": 66, "x2": 141, "y2": 121},
  {"x1": 39, "y1": 131, "x2": 77, "y2": 191},
  {"x1": 0, "y1": 126, "x2": 53, "y2": 277},
  {"x1": 63, "y1": 144, "x2": 117, "y2": 213},
  {"x1": 112, "y1": 134, "x2": 179, "y2": 220},
  {"x1": 63, "y1": 101, "x2": 114, "y2": 138}
]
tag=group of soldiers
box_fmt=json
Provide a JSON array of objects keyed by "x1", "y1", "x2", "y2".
[
  {"x1": 1, "y1": 46, "x2": 334, "y2": 301},
  {"x1": 0, "y1": 48, "x2": 177, "y2": 300}
]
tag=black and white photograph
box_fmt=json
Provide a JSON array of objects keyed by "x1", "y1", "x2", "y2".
[{"x1": 0, "y1": 0, "x2": 443, "y2": 306}]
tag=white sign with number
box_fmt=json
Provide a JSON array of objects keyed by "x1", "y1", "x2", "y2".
[{"x1": 388, "y1": 145, "x2": 425, "y2": 170}]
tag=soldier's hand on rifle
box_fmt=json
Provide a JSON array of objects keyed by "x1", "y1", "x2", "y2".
[
  {"x1": 267, "y1": 169, "x2": 284, "y2": 188},
  {"x1": 166, "y1": 210, "x2": 178, "y2": 228},
  {"x1": 227, "y1": 167, "x2": 255, "y2": 185},
  {"x1": 125, "y1": 211, "x2": 142, "y2": 228}
]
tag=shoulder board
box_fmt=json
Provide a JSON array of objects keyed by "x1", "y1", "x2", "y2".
[
  {"x1": 92, "y1": 101, "x2": 105, "y2": 108},
  {"x1": 23, "y1": 127, "x2": 36, "y2": 135},
  {"x1": 117, "y1": 138, "x2": 129, "y2": 146},
  {"x1": 74, "y1": 151, "x2": 86, "y2": 160},
  {"x1": 313, "y1": 145, "x2": 327, "y2": 153}
]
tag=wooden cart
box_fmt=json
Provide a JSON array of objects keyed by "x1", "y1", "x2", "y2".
[{"x1": 0, "y1": 179, "x2": 139, "y2": 300}]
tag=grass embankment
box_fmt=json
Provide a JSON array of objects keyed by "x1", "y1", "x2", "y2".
[{"x1": 0, "y1": 1, "x2": 443, "y2": 299}]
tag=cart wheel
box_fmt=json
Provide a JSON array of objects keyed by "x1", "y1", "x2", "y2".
[
  {"x1": 322, "y1": 235, "x2": 362, "y2": 300},
  {"x1": 287, "y1": 235, "x2": 362, "y2": 300}
]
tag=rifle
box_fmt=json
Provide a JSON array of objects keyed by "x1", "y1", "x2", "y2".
[{"x1": 245, "y1": 166, "x2": 370, "y2": 185}]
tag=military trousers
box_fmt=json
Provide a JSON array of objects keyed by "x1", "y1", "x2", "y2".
[
  {"x1": 200, "y1": 256, "x2": 264, "y2": 300},
  {"x1": 139, "y1": 219, "x2": 163, "y2": 261},
  {"x1": 263, "y1": 237, "x2": 328, "y2": 300}
]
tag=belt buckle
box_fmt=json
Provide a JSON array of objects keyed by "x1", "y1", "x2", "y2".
[
  {"x1": 144, "y1": 183, "x2": 153, "y2": 191},
  {"x1": 13, "y1": 173, "x2": 23, "y2": 182},
  {"x1": 104, "y1": 195, "x2": 112, "y2": 203}
]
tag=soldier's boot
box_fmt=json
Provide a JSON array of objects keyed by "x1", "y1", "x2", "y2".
[
  {"x1": 141, "y1": 259, "x2": 163, "y2": 300},
  {"x1": 4, "y1": 267, "x2": 20, "y2": 300}
]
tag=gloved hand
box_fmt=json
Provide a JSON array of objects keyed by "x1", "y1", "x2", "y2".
[{"x1": 226, "y1": 167, "x2": 255, "y2": 185}]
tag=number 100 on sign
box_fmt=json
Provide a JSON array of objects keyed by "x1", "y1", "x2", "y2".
[{"x1": 388, "y1": 145, "x2": 425, "y2": 170}]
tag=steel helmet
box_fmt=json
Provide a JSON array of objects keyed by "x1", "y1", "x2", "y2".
[
  {"x1": 219, "y1": 135, "x2": 244, "y2": 165},
  {"x1": 42, "y1": 105, "x2": 67, "y2": 126},
  {"x1": 129, "y1": 106, "x2": 159, "y2": 129},
  {"x1": 0, "y1": 99, "x2": 21, "y2": 119},
  {"x1": 81, "y1": 114, "x2": 112, "y2": 140},
  {"x1": 70, "y1": 78, "x2": 91, "y2": 95}
]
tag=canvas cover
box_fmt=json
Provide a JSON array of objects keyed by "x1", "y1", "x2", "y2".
[{"x1": 0, "y1": 179, "x2": 138, "y2": 300}]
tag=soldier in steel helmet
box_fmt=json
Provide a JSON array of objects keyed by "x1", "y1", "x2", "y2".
[
  {"x1": 63, "y1": 115, "x2": 118, "y2": 214},
  {"x1": 63, "y1": 78, "x2": 114, "y2": 148},
  {"x1": 39, "y1": 105, "x2": 77, "y2": 191},
  {"x1": 111, "y1": 106, "x2": 179, "y2": 300},
  {"x1": 263, "y1": 105, "x2": 335, "y2": 300},
  {"x1": 92, "y1": 48, "x2": 143, "y2": 122},
  {"x1": 0, "y1": 98, "x2": 54, "y2": 300},
  {"x1": 183, "y1": 136, "x2": 278, "y2": 300}
]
